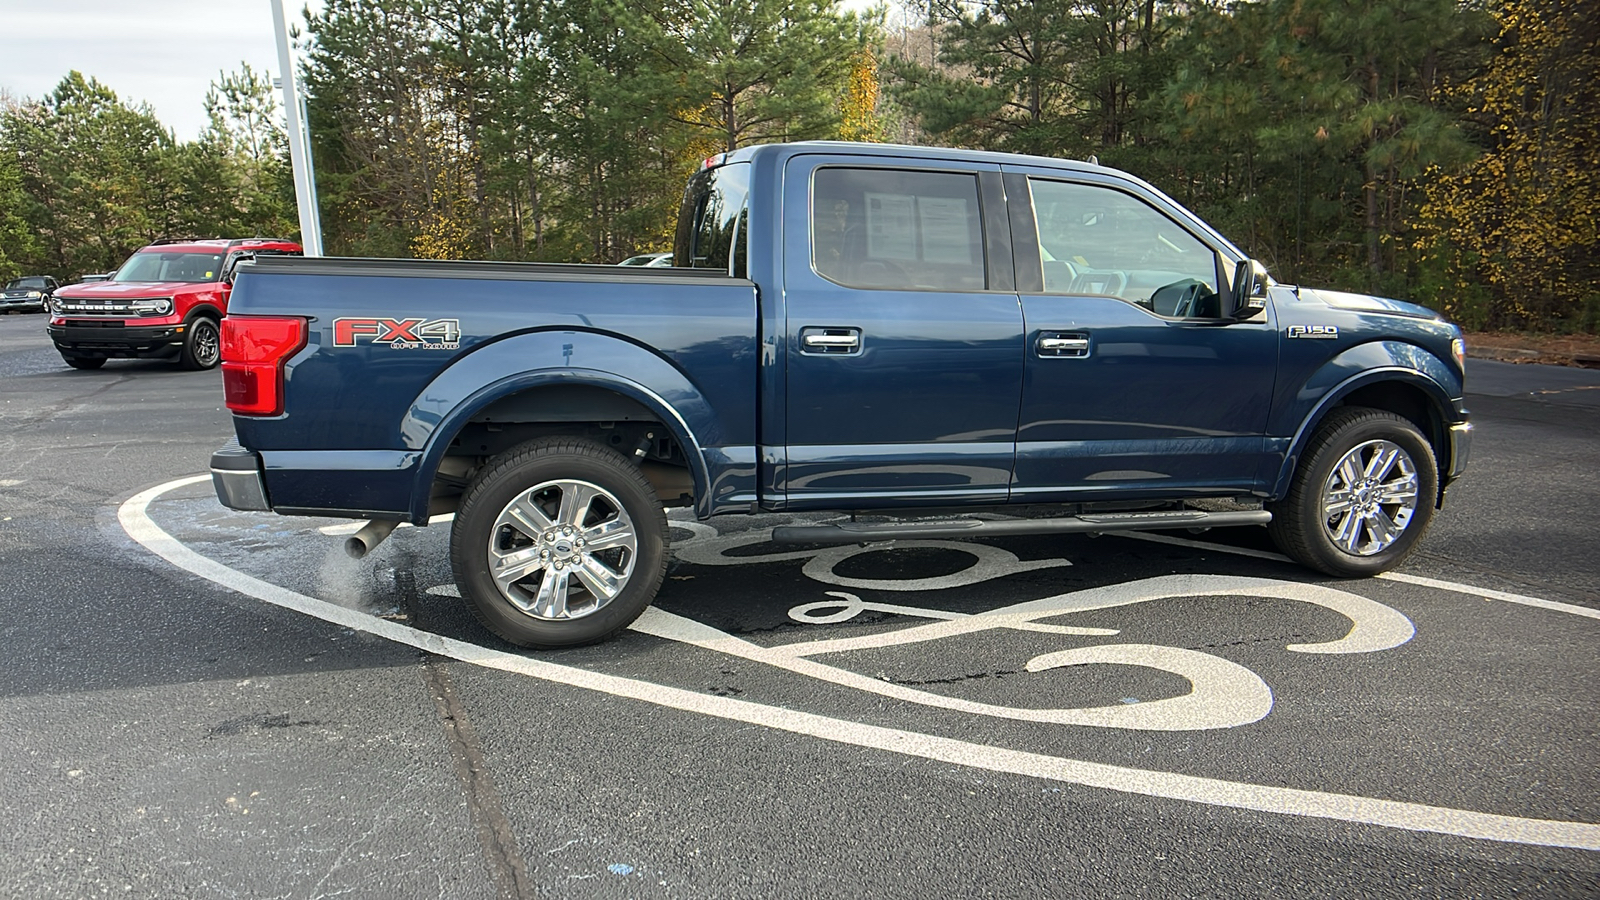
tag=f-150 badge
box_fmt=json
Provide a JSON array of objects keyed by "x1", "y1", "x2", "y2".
[
  {"x1": 1287, "y1": 324, "x2": 1338, "y2": 339},
  {"x1": 333, "y1": 317, "x2": 461, "y2": 350}
]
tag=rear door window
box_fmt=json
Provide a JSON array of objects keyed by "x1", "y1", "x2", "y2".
[{"x1": 812, "y1": 167, "x2": 986, "y2": 291}]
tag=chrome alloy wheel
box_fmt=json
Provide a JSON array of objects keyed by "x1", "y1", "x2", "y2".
[
  {"x1": 486, "y1": 478, "x2": 638, "y2": 620},
  {"x1": 1319, "y1": 439, "x2": 1419, "y2": 556}
]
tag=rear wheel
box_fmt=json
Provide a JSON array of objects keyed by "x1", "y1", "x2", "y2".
[
  {"x1": 180, "y1": 317, "x2": 221, "y2": 370},
  {"x1": 451, "y1": 438, "x2": 669, "y2": 648},
  {"x1": 62, "y1": 355, "x2": 106, "y2": 370},
  {"x1": 1268, "y1": 406, "x2": 1438, "y2": 577}
]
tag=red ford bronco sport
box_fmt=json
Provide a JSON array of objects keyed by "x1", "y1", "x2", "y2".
[{"x1": 48, "y1": 238, "x2": 302, "y2": 370}]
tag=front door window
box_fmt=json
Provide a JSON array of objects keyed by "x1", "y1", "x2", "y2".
[{"x1": 1030, "y1": 180, "x2": 1223, "y2": 318}]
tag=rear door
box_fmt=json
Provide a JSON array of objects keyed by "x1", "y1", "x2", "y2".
[{"x1": 777, "y1": 154, "x2": 1024, "y2": 510}]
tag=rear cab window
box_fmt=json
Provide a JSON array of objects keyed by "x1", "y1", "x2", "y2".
[{"x1": 676, "y1": 162, "x2": 751, "y2": 277}]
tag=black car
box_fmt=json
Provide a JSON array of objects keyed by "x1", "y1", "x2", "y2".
[{"x1": 1, "y1": 275, "x2": 59, "y2": 314}]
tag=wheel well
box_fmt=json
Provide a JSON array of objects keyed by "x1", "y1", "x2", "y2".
[
  {"x1": 428, "y1": 384, "x2": 696, "y2": 516},
  {"x1": 1333, "y1": 380, "x2": 1448, "y2": 483}
]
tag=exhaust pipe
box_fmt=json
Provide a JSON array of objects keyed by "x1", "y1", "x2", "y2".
[{"x1": 345, "y1": 519, "x2": 401, "y2": 559}]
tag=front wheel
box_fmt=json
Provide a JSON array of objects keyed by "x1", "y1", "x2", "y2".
[
  {"x1": 180, "y1": 317, "x2": 221, "y2": 370},
  {"x1": 1268, "y1": 406, "x2": 1439, "y2": 577},
  {"x1": 451, "y1": 438, "x2": 669, "y2": 648}
]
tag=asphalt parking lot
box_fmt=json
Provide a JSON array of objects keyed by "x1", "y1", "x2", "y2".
[{"x1": 1, "y1": 313, "x2": 1597, "y2": 898}]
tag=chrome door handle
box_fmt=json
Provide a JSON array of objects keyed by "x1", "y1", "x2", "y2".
[
  {"x1": 1037, "y1": 332, "x2": 1090, "y2": 358},
  {"x1": 1039, "y1": 337, "x2": 1088, "y2": 352},
  {"x1": 800, "y1": 327, "x2": 862, "y2": 355},
  {"x1": 804, "y1": 333, "x2": 860, "y2": 349}
]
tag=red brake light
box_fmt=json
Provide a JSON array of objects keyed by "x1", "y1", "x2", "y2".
[{"x1": 221, "y1": 316, "x2": 307, "y2": 416}]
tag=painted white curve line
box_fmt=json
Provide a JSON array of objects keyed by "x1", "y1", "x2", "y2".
[
  {"x1": 122, "y1": 476, "x2": 1600, "y2": 852},
  {"x1": 631, "y1": 606, "x2": 1275, "y2": 732},
  {"x1": 1118, "y1": 532, "x2": 1600, "y2": 622}
]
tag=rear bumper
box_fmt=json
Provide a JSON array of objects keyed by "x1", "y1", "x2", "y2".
[
  {"x1": 48, "y1": 321, "x2": 185, "y2": 357},
  {"x1": 210, "y1": 442, "x2": 418, "y2": 519},
  {"x1": 211, "y1": 441, "x2": 271, "y2": 511}
]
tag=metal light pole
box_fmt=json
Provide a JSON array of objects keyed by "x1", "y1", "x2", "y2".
[{"x1": 270, "y1": 0, "x2": 324, "y2": 256}]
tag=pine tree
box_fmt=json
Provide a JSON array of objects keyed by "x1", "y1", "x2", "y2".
[
  {"x1": 1163, "y1": 0, "x2": 1484, "y2": 290},
  {"x1": 886, "y1": 0, "x2": 1172, "y2": 160},
  {"x1": 201, "y1": 63, "x2": 297, "y2": 239},
  {"x1": 650, "y1": 0, "x2": 872, "y2": 152},
  {"x1": 1, "y1": 72, "x2": 177, "y2": 275},
  {"x1": 0, "y1": 149, "x2": 38, "y2": 280}
]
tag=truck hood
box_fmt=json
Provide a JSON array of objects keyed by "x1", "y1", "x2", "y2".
[
  {"x1": 1301, "y1": 287, "x2": 1441, "y2": 321},
  {"x1": 55, "y1": 280, "x2": 202, "y2": 299}
]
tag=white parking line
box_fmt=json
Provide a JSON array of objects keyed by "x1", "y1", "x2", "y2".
[
  {"x1": 121, "y1": 476, "x2": 1600, "y2": 852},
  {"x1": 1119, "y1": 532, "x2": 1600, "y2": 622}
]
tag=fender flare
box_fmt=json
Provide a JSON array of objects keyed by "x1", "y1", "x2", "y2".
[
  {"x1": 1270, "y1": 343, "x2": 1461, "y2": 498},
  {"x1": 403, "y1": 330, "x2": 718, "y2": 522},
  {"x1": 183, "y1": 304, "x2": 223, "y2": 325}
]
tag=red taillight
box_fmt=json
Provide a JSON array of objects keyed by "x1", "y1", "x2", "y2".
[{"x1": 221, "y1": 316, "x2": 307, "y2": 416}]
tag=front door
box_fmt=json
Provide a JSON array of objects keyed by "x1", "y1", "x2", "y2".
[
  {"x1": 778, "y1": 156, "x2": 1024, "y2": 509},
  {"x1": 1006, "y1": 170, "x2": 1278, "y2": 501}
]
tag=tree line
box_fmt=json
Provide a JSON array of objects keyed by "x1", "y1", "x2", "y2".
[
  {"x1": 0, "y1": 66, "x2": 298, "y2": 279},
  {"x1": 1, "y1": 0, "x2": 1593, "y2": 332}
]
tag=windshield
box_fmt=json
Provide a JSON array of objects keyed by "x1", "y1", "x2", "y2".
[
  {"x1": 5, "y1": 277, "x2": 49, "y2": 290},
  {"x1": 113, "y1": 251, "x2": 225, "y2": 284}
]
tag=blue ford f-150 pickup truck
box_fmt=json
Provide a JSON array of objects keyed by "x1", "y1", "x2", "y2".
[{"x1": 211, "y1": 142, "x2": 1471, "y2": 648}]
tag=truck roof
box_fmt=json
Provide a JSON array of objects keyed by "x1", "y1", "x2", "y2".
[{"x1": 721, "y1": 141, "x2": 1111, "y2": 177}]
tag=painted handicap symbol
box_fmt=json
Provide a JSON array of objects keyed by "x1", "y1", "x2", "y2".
[
  {"x1": 789, "y1": 591, "x2": 1117, "y2": 637},
  {"x1": 650, "y1": 519, "x2": 1415, "y2": 731}
]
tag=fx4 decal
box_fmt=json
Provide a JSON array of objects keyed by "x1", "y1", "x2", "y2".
[
  {"x1": 1287, "y1": 324, "x2": 1339, "y2": 339},
  {"x1": 333, "y1": 317, "x2": 461, "y2": 350}
]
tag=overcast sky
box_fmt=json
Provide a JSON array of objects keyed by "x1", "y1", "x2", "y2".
[
  {"x1": 1, "y1": 0, "x2": 889, "y2": 142},
  {"x1": 0, "y1": 1, "x2": 329, "y2": 141}
]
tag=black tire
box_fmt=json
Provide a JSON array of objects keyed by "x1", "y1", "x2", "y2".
[
  {"x1": 1268, "y1": 406, "x2": 1439, "y2": 577},
  {"x1": 451, "y1": 438, "x2": 669, "y2": 648},
  {"x1": 180, "y1": 317, "x2": 221, "y2": 370},
  {"x1": 63, "y1": 355, "x2": 106, "y2": 370}
]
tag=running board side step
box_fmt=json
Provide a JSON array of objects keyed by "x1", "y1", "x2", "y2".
[{"x1": 769, "y1": 509, "x2": 1271, "y2": 545}]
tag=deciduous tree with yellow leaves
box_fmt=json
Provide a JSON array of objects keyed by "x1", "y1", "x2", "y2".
[{"x1": 1416, "y1": 0, "x2": 1599, "y2": 331}]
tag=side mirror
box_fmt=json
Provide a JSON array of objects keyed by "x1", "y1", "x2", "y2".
[{"x1": 1230, "y1": 259, "x2": 1269, "y2": 319}]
